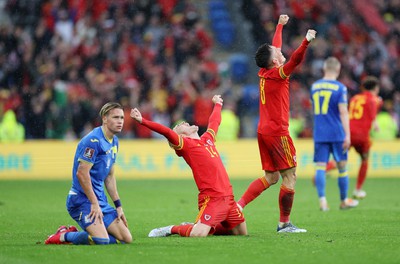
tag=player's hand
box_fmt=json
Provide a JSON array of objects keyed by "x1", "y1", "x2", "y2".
[
  {"x1": 342, "y1": 136, "x2": 351, "y2": 153},
  {"x1": 116, "y1": 207, "x2": 128, "y2": 227},
  {"x1": 278, "y1": 14, "x2": 289, "y2": 25},
  {"x1": 373, "y1": 122, "x2": 380, "y2": 132},
  {"x1": 130, "y1": 108, "x2": 143, "y2": 123},
  {"x1": 306, "y1": 29, "x2": 317, "y2": 42},
  {"x1": 212, "y1": 95, "x2": 223, "y2": 105},
  {"x1": 89, "y1": 203, "x2": 103, "y2": 225}
]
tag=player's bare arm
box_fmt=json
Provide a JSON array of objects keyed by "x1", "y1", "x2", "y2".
[
  {"x1": 76, "y1": 162, "x2": 103, "y2": 224},
  {"x1": 105, "y1": 167, "x2": 128, "y2": 227},
  {"x1": 372, "y1": 119, "x2": 379, "y2": 132},
  {"x1": 339, "y1": 103, "x2": 351, "y2": 151}
]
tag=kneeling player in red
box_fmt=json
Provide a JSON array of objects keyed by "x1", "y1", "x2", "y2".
[{"x1": 131, "y1": 95, "x2": 247, "y2": 237}]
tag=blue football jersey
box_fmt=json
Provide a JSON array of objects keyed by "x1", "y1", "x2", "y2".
[
  {"x1": 310, "y1": 79, "x2": 348, "y2": 142},
  {"x1": 71, "y1": 126, "x2": 119, "y2": 206}
]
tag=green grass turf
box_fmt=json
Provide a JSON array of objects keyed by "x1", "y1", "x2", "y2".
[{"x1": 0, "y1": 178, "x2": 399, "y2": 264}]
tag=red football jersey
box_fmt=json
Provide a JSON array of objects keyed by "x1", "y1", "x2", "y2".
[
  {"x1": 173, "y1": 132, "x2": 233, "y2": 200},
  {"x1": 257, "y1": 39, "x2": 310, "y2": 136},
  {"x1": 141, "y1": 103, "x2": 233, "y2": 200},
  {"x1": 349, "y1": 91, "x2": 380, "y2": 140}
]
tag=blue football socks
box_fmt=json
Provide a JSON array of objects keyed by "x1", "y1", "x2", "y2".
[
  {"x1": 64, "y1": 231, "x2": 122, "y2": 245},
  {"x1": 315, "y1": 168, "x2": 326, "y2": 198},
  {"x1": 338, "y1": 169, "x2": 349, "y2": 201},
  {"x1": 64, "y1": 231, "x2": 92, "y2": 245}
]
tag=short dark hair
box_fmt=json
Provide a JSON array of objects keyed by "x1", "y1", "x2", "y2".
[
  {"x1": 361, "y1": 76, "x2": 379, "y2": 91},
  {"x1": 99, "y1": 102, "x2": 123, "y2": 117},
  {"x1": 255, "y1": 44, "x2": 272, "y2": 68}
]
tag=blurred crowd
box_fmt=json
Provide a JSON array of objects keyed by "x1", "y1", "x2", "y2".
[
  {"x1": 0, "y1": 0, "x2": 223, "y2": 140},
  {"x1": 0, "y1": 0, "x2": 399, "y2": 141}
]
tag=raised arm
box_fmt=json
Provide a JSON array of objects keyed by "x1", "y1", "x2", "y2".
[
  {"x1": 130, "y1": 108, "x2": 180, "y2": 145},
  {"x1": 282, "y1": 29, "x2": 316, "y2": 76},
  {"x1": 272, "y1": 14, "x2": 289, "y2": 48},
  {"x1": 207, "y1": 95, "x2": 223, "y2": 138}
]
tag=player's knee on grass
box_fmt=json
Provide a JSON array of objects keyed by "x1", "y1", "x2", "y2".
[
  {"x1": 91, "y1": 236, "x2": 110, "y2": 245},
  {"x1": 232, "y1": 222, "x2": 248, "y2": 236},
  {"x1": 190, "y1": 222, "x2": 211, "y2": 237},
  {"x1": 119, "y1": 232, "x2": 133, "y2": 243},
  {"x1": 107, "y1": 221, "x2": 133, "y2": 243},
  {"x1": 107, "y1": 234, "x2": 131, "y2": 244}
]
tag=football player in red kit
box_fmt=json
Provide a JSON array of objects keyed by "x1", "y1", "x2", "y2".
[
  {"x1": 237, "y1": 14, "x2": 316, "y2": 232},
  {"x1": 349, "y1": 76, "x2": 381, "y2": 199},
  {"x1": 131, "y1": 95, "x2": 247, "y2": 237}
]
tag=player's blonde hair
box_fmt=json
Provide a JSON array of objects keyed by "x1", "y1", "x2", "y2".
[
  {"x1": 99, "y1": 102, "x2": 123, "y2": 118},
  {"x1": 323, "y1": 57, "x2": 341, "y2": 72}
]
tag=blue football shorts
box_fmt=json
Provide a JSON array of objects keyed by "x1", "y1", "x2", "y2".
[
  {"x1": 313, "y1": 142, "x2": 348, "y2": 163},
  {"x1": 66, "y1": 191, "x2": 118, "y2": 230}
]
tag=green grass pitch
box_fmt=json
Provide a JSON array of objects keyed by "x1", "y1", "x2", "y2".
[{"x1": 0, "y1": 177, "x2": 399, "y2": 264}]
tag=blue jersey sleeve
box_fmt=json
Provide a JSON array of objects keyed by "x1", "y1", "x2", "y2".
[
  {"x1": 77, "y1": 136, "x2": 101, "y2": 164},
  {"x1": 339, "y1": 85, "x2": 348, "y2": 104}
]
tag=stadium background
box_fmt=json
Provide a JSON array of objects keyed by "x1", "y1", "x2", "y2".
[
  {"x1": 0, "y1": 0, "x2": 399, "y2": 179},
  {"x1": 1, "y1": 139, "x2": 400, "y2": 179}
]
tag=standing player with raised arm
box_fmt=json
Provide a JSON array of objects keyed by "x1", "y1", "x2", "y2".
[
  {"x1": 236, "y1": 14, "x2": 315, "y2": 233},
  {"x1": 349, "y1": 76, "x2": 381, "y2": 199},
  {"x1": 45, "y1": 102, "x2": 133, "y2": 245},
  {"x1": 310, "y1": 57, "x2": 359, "y2": 211},
  {"x1": 131, "y1": 95, "x2": 247, "y2": 238}
]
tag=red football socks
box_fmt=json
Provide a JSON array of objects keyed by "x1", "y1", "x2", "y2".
[
  {"x1": 279, "y1": 185, "x2": 294, "y2": 223},
  {"x1": 356, "y1": 160, "x2": 368, "y2": 190},
  {"x1": 171, "y1": 224, "x2": 193, "y2": 237},
  {"x1": 237, "y1": 176, "x2": 270, "y2": 208}
]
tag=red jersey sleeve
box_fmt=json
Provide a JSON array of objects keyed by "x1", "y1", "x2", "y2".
[
  {"x1": 272, "y1": 24, "x2": 283, "y2": 48},
  {"x1": 140, "y1": 118, "x2": 180, "y2": 146},
  {"x1": 206, "y1": 103, "x2": 222, "y2": 140},
  {"x1": 281, "y1": 38, "x2": 309, "y2": 77}
]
